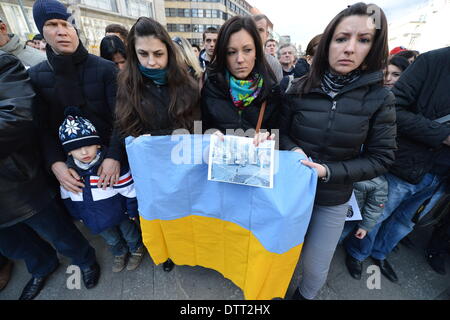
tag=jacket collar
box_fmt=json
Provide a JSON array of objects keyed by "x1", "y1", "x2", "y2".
[{"x1": 310, "y1": 71, "x2": 384, "y2": 97}]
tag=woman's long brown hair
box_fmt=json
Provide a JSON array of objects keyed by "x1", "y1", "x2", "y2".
[{"x1": 115, "y1": 17, "x2": 199, "y2": 137}]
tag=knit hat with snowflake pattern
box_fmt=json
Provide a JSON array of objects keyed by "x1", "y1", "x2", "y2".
[{"x1": 59, "y1": 106, "x2": 101, "y2": 153}]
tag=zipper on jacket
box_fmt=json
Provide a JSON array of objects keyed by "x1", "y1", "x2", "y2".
[{"x1": 327, "y1": 100, "x2": 337, "y2": 131}]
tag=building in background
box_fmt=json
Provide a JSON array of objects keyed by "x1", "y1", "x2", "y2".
[
  {"x1": 0, "y1": 0, "x2": 166, "y2": 53},
  {"x1": 164, "y1": 0, "x2": 253, "y2": 46},
  {"x1": 388, "y1": 0, "x2": 450, "y2": 53}
]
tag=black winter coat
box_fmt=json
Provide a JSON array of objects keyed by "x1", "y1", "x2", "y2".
[
  {"x1": 390, "y1": 47, "x2": 450, "y2": 184},
  {"x1": 0, "y1": 52, "x2": 55, "y2": 228},
  {"x1": 28, "y1": 54, "x2": 123, "y2": 169},
  {"x1": 139, "y1": 78, "x2": 185, "y2": 136},
  {"x1": 201, "y1": 71, "x2": 281, "y2": 134},
  {"x1": 280, "y1": 71, "x2": 397, "y2": 206}
]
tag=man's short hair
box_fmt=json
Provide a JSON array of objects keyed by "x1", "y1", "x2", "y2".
[
  {"x1": 202, "y1": 27, "x2": 218, "y2": 41},
  {"x1": 265, "y1": 39, "x2": 277, "y2": 47},
  {"x1": 253, "y1": 14, "x2": 268, "y2": 24},
  {"x1": 105, "y1": 24, "x2": 129, "y2": 40}
]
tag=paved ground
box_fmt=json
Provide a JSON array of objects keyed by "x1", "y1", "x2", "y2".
[{"x1": 0, "y1": 221, "x2": 449, "y2": 300}]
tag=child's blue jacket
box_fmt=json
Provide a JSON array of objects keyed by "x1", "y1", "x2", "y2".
[{"x1": 60, "y1": 153, "x2": 138, "y2": 234}]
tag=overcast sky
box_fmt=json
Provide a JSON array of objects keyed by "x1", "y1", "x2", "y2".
[{"x1": 250, "y1": 0, "x2": 428, "y2": 48}]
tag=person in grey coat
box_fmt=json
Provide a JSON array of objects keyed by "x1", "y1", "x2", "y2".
[{"x1": 0, "y1": 17, "x2": 46, "y2": 68}]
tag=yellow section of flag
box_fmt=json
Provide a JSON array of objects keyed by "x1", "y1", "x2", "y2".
[{"x1": 140, "y1": 215, "x2": 302, "y2": 300}]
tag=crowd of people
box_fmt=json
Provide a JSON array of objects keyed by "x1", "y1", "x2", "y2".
[{"x1": 0, "y1": 0, "x2": 449, "y2": 300}]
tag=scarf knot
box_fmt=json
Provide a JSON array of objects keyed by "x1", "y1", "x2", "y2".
[{"x1": 227, "y1": 70, "x2": 263, "y2": 112}]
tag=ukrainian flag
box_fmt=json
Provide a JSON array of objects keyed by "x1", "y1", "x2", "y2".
[{"x1": 125, "y1": 135, "x2": 317, "y2": 300}]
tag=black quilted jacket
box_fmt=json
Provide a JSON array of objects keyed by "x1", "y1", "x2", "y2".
[
  {"x1": 28, "y1": 53, "x2": 124, "y2": 169},
  {"x1": 280, "y1": 71, "x2": 397, "y2": 206}
]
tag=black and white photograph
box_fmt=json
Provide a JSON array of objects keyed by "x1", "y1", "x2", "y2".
[{"x1": 208, "y1": 134, "x2": 275, "y2": 188}]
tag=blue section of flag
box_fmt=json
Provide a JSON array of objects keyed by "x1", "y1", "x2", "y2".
[{"x1": 125, "y1": 135, "x2": 317, "y2": 254}]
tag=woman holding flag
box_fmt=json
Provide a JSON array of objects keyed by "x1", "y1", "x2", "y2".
[
  {"x1": 201, "y1": 15, "x2": 282, "y2": 142},
  {"x1": 280, "y1": 2, "x2": 397, "y2": 299},
  {"x1": 114, "y1": 17, "x2": 200, "y2": 271}
]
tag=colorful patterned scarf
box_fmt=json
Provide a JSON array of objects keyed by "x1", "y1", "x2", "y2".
[{"x1": 227, "y1": 70, "x2": 263, "y2": 112}]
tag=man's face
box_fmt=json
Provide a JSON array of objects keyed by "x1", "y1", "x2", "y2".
[
  {"x1": 203, "y1": 32, "x2": 217, "y2": 58},
  {"x1": 43, "y1": 19, "x2": 79, "y2": 55},
  {"x1": 255, "y1": 19, "x2": 268, "y2": 44},
  {"x1": 265, "y1": 40, "x2": 277, "y2": 56},
  {"x1": 0, "y1": 22, "x2": 10, "y2": 47},
  {"x1": 279, "y1": 46, "x2": 295, "y2": 66}
]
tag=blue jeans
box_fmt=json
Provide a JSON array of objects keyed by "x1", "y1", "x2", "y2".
[
  {"x1": 345, "y1": 173, "x2": 446, "y2": 261},
  {"x1": 0, "y1": 198, "x2": 97, "y2": 277},
  {"x1": 98, "y1": 218, "x2": 143, "y2": 256}
]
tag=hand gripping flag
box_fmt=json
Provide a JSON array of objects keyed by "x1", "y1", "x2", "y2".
[{"x1": 125, "y1": 134, "x2": 317, "y2": 300}]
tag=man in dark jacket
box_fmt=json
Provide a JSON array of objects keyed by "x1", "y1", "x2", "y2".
[
  {"x1": 0, "y1": 51, "x2": 99, "y2": 300},
  {"x1": 29, "y1": 0, "x2": 123, "y2": 196},
  {"x1": 345, "y1": 47, "x2": 450, "y2": 282}
]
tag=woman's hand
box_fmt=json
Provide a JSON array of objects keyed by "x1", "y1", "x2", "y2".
[
  {"x1": 97, "y1": 158, "x2": 120, "y2": 189},
  {"x1": 253, "y1": 132, "x2": 275, "y2": 147},
  {"x1": 51, "y1": 161, "x2": 85, "y2": 193},
  {"x1": 300, "y1": 160, "x2": 327, "y2": 178},
  {"x1": 355, "y1": 228, "x2": 368, "y2": 239}
]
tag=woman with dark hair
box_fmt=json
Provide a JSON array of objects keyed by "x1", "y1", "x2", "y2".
[
  {"x1": 384, "y1": 55, "x2": 409, "y2": 88},
  {"x1": 100, "y1": 35, "x2": 127, "y2": 70},
  {"x1": 115, "y1": 17, "x2": 200, "y2": 271},
  {"x1": 201, "y1": 15, "x2": 280, "y2": 139},
  {"x1": 115, "y1": 17, "x2": 199, "y2": 138},
  {"x1": 280, "y1": 3, "x2": 397, "y2": 300}
]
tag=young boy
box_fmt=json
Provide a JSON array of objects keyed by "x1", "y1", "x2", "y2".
[{"x1": 58, "y1": 107, "x2": 145, "y2": 273}]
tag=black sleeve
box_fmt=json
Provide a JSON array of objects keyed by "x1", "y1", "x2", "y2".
[
  {"x1": 200, "y1": 84, "x2": 215, "y2": 133},
  {"x1": 279, "y1": 93, "x2": 299, "y2": 151},
  {"x1": 102, "y1": 63, "x2": 125, "y2": 162},
  {"x1": 31, "y1": 80, "x2": 66, "y2": 170},
  {"x1": 0, "y1": 54, "x2": 35, "y2": 159},
  {"x1": 325, "y1": 91, "x2": 397, "y2": 184},
  {"x1": 392, "y1": 54, "x2": 450, "y2": 148}
]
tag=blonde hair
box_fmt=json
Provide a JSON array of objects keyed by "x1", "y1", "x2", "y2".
[{"x1": 173, "y1": 36, "x2": 203, "y2": 80}]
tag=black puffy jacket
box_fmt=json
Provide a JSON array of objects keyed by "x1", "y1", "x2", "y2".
[
  {"x1": 136, "y1": 78, "x2": 200, "y2": 136},
  {"x1": 201, "y1": 70, "x2": 281, "y2": 134},
  {"x1": 0, "y1": 52, "x2": 55, "y2": 228},
  {"x1": 28, "y1": 54, "x2": 123, "y2": 169},
  {"x1": 390, "y1": 47, "x2": 450, "y2": 184},
  {"x1": 280, "y1": 71, "x2": 397, "y2": 206}
]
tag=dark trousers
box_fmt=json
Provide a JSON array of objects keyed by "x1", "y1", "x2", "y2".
[
  {"x1": 427, "y1": 210, "x2": 450, "y2": 255},
  {"x1": 0, "y1": 253, "x2": 6, "y2": 268},
  {"x1": 0, "y1": 198, "x2": 96, "y2": 278}
]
